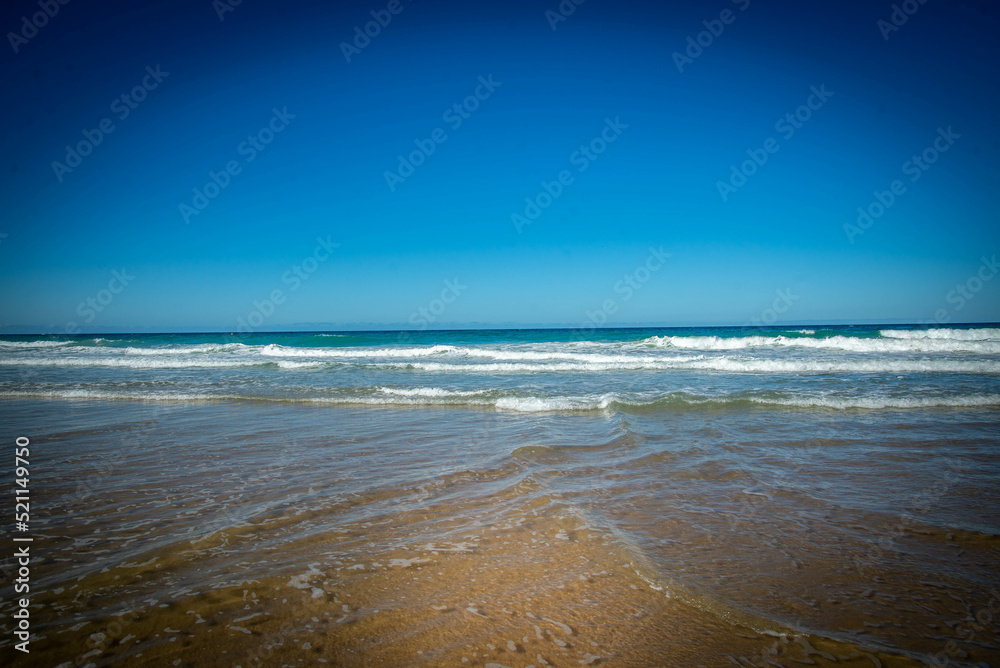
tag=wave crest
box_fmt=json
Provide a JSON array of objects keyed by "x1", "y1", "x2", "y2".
[
  {"x1": 879, "y1": 327, "x2": 1000, "y2": 341},
  {"x1": 260, "y1": 344, "x2": 457, "y2": 358},
  {"x1": 644, "y1": 334, "x2": 1000, "y2": 353}
]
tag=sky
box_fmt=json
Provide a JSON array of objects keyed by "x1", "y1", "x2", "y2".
[{"x1": 1, "y1": 0, "x2": 998, "y2": 332}]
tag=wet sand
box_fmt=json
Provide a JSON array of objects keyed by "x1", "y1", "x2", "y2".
[
  {"x1": 2, "y1": 398, "x2": 998, "y2": 667},
  {"x1": 20, "y1": 497, "x2": 928, "y2": 667}
]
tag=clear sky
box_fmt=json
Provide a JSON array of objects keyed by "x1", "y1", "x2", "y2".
[{"x1": 1, "y1": 0, "x2": 998, "y2": 332}]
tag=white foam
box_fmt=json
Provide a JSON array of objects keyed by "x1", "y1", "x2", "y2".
[
  {"x1": 457, "y1": 349, "x2": 642, "y2": 363},
  {"x1": 2, "y1": 349, "x2": 996, "y2": 376},
  {"x1": 755, "y1": 394, "x2": 1000, "y2": 410},
  {"x1": 388, "y1": 557, "x2": 431, "y2": 567},
  {"x1": 5, "y1": 329, "x2": 998, "y2": 376},
  {"x1": 0, "y1": 356, "x2": 252, "y2": 369},
  {"x1": 8, "y1": 387, "x2": 994, "y2": 411},
  {"x1": 880, "y1": 328, "x2": 1000, "y2": 341},
  {"x1": 494, "y1": 395, "x2": 616, "y2": 412},
  {"x1": 335, "y1": 389, "x2": 1000, "y2": 412},
  {"x1": 300, "y1": 394, "x2": 496, "y2": 408},
  {"x1": 684, "y1": 357, "x2": 1000, "y2": 374},
  {"x1": 378, "y1": 387, "x2": 488, "y2": 398},
  {"x1": 260, "y1": 343, "x2": 456, "y2": 358},
  {"x1": 398, "y1": 357, "x2": 999, "y2": 374},
  {"x1": 0, "y1": 389, "x2": 227, "y2": 402},
  {"x1": 122, "y1": 344, "x2": 246, "y2": 355},
  {"x1": 644, "y1": 334, "x2": 1000, "y2": 354},
  {"x1": 276, "y1": 360, "x2": 324, "y2": 369},
  {"x1": 645, "y1": 335, "x2": 770, "y2": 350},
  {"x1": 0, "y1": 339, "x2": 72, "y2": 348}
]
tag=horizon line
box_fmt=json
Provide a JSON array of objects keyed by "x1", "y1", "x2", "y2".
[{"x1": 2, "y1": 321, "x2": 999, "y2": 337}]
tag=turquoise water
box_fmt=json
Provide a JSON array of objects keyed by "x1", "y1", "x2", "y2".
[{"x1": 1, "y1": 325, "x2": 998, "y2": 410}]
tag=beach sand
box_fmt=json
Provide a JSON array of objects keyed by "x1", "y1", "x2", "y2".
[{"x1": 22, "y1": 491, "x2": 929, "y2": 668}]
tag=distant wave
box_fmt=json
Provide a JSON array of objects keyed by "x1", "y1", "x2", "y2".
[
  {"x1": 122, "y1": 343, "x2": 248, "y2": 355},
  {"x1": 684, "y1": 357, "x2": 999, "y2": 374},
  {"x1": 458, "y1": 349, "x2": 639, "y2": 363},
  {"x1": 879, "y1": 327, "x2": 1000, "y2": 341},
  {"x1": 0, "y1": 340, "x2": 73, "y2": 349},
  {"x1": 260, "y1": 343, "x2": 457, "y2": 358},
  {"x1": 643, "y1": 334, "x2": 1000, "y2": 354}
]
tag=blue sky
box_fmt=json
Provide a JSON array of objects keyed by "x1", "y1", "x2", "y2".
[{"x1": 1, "y1": 0, "x2": 998, "y2": 332}]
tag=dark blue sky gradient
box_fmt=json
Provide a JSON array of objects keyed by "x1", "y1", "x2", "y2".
[{"x1": 1, "y1": 0, "x2": 998, "y2": 331}]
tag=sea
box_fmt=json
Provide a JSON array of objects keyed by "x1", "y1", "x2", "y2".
[{"x1": 1, "y1": 324, "x2": 998, "y2": 666}]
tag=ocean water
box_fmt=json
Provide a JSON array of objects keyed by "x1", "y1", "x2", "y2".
[
  {"x1": 1, "y1": 325, "x2": 999, "y2": 666},
  {"x1": 3, "y1": 325, "x2": 999, "y2": 409}
]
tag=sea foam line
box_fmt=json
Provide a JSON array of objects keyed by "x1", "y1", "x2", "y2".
[
  {"x1": 879, "y1": 327, "x2": 1000, "y2": 341},
  {"x1": 2, "y1": 388, "x2": 997, "y2": 412},
  {"x1": 643, "y1": 334, "x2": 1000, "y2": 353}
]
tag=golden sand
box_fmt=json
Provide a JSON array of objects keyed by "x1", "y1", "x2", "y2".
[{"x1": 22, "y1": 495, "x2": 925, "y2": 668}]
